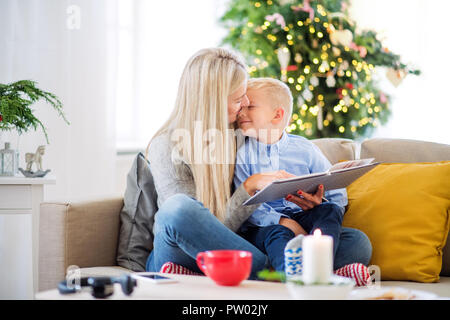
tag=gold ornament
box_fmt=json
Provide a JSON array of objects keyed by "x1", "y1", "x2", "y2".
[
  {"x1": 332, "y1": 47, "x2": 341, "y2": 56},
  {"x1": 254, "y1": 26, "x2": 263, "y2": 34},
  {"x1": 317, "y1": 105, "x2": 323, "y2": 130},
  {"x1": 386, "y1": 68, "x2": 407, "y2": 87},
  {"x1": 277, "y1": 47, "x2": 290, "y2": 82},
  {"x1": 329, "y1": 29, "x2": 353, "y2": 47}
]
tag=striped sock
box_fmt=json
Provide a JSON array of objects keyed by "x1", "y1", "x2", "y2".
[
  {"x1": 159, "y1": 262, "x2": 203, "y2": 276},
  {"x1": 334, "y1": 263, "x2": 370, "y2": 287}
]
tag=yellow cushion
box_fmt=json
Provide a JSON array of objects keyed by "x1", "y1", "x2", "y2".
[{"x1": 342, "y1": 161, "x2": 450, "y2": 282}]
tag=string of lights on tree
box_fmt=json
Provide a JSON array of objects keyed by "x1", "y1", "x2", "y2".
[{"x1": 221, "y1": 0, "x2": 420, "y2": 139}]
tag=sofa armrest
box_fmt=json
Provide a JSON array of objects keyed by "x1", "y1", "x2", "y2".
[{"x1": 38, "y1": 196, "x2": 124, "y2": 291}]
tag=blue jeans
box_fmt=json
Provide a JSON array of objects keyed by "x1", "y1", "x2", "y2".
[
  {"x1": 241, "y1": 202, "x2": 347, "y2": 271},
  {"x1": 146, "y1": 194, "x2": 372, "y2": 278},
  {"x1": 146, "y1": 194, "x2": 270, "y2": 279}
]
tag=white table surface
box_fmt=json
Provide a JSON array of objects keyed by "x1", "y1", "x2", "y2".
[
  {"x1": 35, "y1": 273, "x2": 450, "y2": 300},
  {"x1": 36, "y1": 273, "x2": 292, "y2": 300},
  {"x1": 0, "y1": 174, "x2": 56, "y2": 184}
]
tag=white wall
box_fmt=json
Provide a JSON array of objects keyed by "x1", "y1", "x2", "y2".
[
  {"x1": 0, "y1": 0, "x2": 121, "y2": 300},
  {"x1": 0, "y1": 0, "x2": 119, "y2": 202},
  {"x1": 1, "y1": 0, "x2": 229, "y2": 200},
  {"x1": 349, "y1": 0, "x2": 450, "y2": 144},
  {"x1": 115, "y1": 0, "x2": 228, "y2": 150}
]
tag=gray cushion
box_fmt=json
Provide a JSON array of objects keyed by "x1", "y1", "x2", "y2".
[{"x1": 116, "y1": 152, "x2": 158, "y2": 271}]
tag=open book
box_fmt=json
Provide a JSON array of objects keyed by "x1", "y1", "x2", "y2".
[{"x1": 242, "y1": 158, "x2": 379, "y2": 206}]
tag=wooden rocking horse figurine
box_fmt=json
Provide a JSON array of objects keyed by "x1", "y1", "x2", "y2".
[
  {"x1": 18, "y1": 145, "x2": 51, "y2": 177},
  {"x1": 25, "y1": 145, "x2": 46, "y2": 172}
]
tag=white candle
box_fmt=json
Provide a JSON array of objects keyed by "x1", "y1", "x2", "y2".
[{"x1": 302, "y1": 229, "x2": 333, "y2": 284}]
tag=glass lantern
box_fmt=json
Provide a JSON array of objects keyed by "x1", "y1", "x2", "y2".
[{"x1": 0, "y1": 142, "x2": 20, "y2": 176}]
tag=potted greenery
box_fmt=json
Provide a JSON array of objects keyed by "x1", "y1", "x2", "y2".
[{"x1": 0, "y1": 79, "x2": 70, "y2": 144}]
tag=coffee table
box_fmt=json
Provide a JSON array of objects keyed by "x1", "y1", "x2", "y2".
[
  {"x1": 35, "y1": 273, "x2": 292, "y2": 300},
  {"x1": 36, "y1": 273, "x2": 449, "y2": 300}
]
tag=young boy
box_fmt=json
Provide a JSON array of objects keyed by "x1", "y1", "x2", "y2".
[{"x1": 233, "y1": 77, "x2": 348, "y2": 273}]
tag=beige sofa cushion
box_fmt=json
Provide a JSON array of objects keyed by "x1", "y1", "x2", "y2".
[
  {"x1": 361, "y1": 138, "x2": 450, "y2": 163},
  {"x1": 39, "y1": 196, "x2": 124, "y2": 291},
  {"x1": 361, "y1": 138, "x2": 450, "y2": 276},
  {"x1": 311, "y1": 138, "x2": 356, "y2": 164}
]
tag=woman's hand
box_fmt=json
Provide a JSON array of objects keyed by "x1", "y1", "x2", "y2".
[
  {"x1": 279, "y1": 217, "x2": 307, "y2": 236},
  {"x1": 243, "y1": 170, "x2": 296, "y2": 196},
  {"x1": 285, "y1": 184, "x2": 324, "y2": 211}
]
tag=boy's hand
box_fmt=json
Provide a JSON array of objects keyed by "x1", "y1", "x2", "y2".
[
  {"x1": 243, "y1": 170, "x2": 296, "y2": 196},
  {"x1": 285, "y1": 184, "x2": 324, "y2": 211},
  {"x1": 279, "y1": 217, "x2": 307, "y2": 236}
]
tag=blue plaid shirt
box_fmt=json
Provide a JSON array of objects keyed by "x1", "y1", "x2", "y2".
[{"x1": 233, "y1": 131, "x2": 347, "y2": 232}]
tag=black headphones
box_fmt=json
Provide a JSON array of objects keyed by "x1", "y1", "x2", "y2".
[{"x1": 58, "y1": 274, "x2": 137, "y2": 299}]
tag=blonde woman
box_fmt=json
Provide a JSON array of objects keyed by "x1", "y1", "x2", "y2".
[
  {"x1": 144, "y1": 48, "x2": 371, "y2": 278},
  {"x1": 144, "y1": 48, "x2": 290, "y2": 276}
]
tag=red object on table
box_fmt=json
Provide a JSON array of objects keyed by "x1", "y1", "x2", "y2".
[{"x1": 196, "y1": 250, "x2": 252, "y2": 286}]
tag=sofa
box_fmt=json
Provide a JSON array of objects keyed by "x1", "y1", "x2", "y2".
[{"x1": 38, "y1": 137, "x2": 450, "y2": 297}]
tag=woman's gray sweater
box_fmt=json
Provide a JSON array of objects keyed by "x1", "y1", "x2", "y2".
[{"x1": 148, "y1": 132, "x2": 259, "y2": 232}]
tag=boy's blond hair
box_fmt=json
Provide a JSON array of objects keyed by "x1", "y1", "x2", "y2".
[{"x1": 247, "y1": 77, "x2": 293, "y2": 128}]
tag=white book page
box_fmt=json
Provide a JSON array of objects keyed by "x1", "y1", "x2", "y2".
[
  {"x1": 274, "y1": 171, "x2": 326, "y2": 183},
  {"x1": 328, "y1": 158, "x2": 375, "y2": 172}
]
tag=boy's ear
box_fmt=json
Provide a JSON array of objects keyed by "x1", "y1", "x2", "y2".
[{"x1": 272, "y1": 107, "x2": 285, "y2": 124}]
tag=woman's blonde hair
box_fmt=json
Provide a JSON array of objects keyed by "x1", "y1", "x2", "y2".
[{"x1": 145, "y1": 48, "x2": 248, "y2": 222}]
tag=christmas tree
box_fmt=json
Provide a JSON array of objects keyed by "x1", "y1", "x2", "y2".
[{"x1": 221, "y1": 0, "x2": 419, "y2": 139}]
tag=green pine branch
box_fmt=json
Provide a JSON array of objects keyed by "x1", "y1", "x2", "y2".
[{"x1": 0, "y1": 80, "x2": 70, "y2": 144}]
